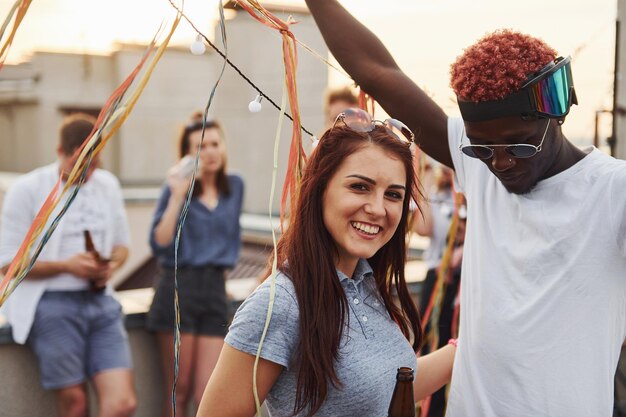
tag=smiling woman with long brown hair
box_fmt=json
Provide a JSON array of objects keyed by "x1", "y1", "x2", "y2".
[{"x1": 197, "y1": 109, "x2": 455, "y2": 417}]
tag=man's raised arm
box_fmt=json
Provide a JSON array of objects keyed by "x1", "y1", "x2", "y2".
[{"x1": 305, "y1": 0, "x2": 453, "y2": 167}]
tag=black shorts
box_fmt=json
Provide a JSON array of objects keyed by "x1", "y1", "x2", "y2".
[{"x1": 147, "y1": 265, "x2": 228, "y2": 336}]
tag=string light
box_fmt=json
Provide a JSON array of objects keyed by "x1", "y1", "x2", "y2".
[
  {"x1": 248, "y1": 94, "x2": 263, "y2": 113},
  {"x1": 190, "y1": 34, "x2": 206, "y2": 55},
  {"x1": 167, "y1": 1, "x2": 315, "y2": 137}
]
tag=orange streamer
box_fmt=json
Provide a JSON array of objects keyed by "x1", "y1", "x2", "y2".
[{"x1": 236, "y1": 1, "x2": 306, "y2": 228}]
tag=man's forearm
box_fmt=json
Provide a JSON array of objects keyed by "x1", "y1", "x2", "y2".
[
  {"x1": 304, "y1": 0, "x2": 452, "y2": 167},
  {"x1": 305, "y1": 0, "x2": 399, "y2": 89}
]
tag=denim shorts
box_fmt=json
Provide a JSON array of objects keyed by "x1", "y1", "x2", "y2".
[
  {"x1": 28, "y1": 291, "x2": 133, "y2": 390},
  {"x1": 147, "y1": 265, "x2": 228, "y2": 336}
]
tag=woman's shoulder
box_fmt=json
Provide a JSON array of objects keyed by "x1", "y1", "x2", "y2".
[
  {"x1": 226, "y1": 173, "x2": 244, "y2": 199},
  {"x1": 226, "y1": 269, "x2": 300, "y2": 367},
  {"x1": 229, "y1": 270, "x2": 299, "y2": 335},
  {"x1": 255, "y1": 270, "x2": 297, "y2": 304}
]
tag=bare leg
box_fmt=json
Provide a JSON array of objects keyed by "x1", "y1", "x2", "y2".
[
  {"x1": 193, "y1": 336, "x2": 224, "y2": 406},
  {"x1": 55, "y1": 384, "x2": 89, "y2": 417},
  {"x1": 92, "y1": 368, "x2": 136, "y2": 417},
  {"x1": 156, "y1": 331, "x2": 197, "y2": 417}
]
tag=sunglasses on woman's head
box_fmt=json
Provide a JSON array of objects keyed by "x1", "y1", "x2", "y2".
[
  {"x1": 332, "y1": 108, "x2": 415, "y2": 144},
  {"x1": 459, "y1": 119, "x2": 551, "y2": 160}
]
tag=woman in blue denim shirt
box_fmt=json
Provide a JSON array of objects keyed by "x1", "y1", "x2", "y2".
[{"x1": 147, "y1": 112, "x2": 244, "y2": 417}]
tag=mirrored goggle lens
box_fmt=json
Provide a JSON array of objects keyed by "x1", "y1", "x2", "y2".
[
  {"x1": 384, "y1": 119, "x2": 415, "y2": 143},
  {"x1": 340, "y1": 108, "x2": 374, "y2": 132},
  {"x1": 527, "y1": 61, "x2": 573, "y2": 117},
  {"x1": 460, "y1": 145, "x2": 492, "y2": 159}
]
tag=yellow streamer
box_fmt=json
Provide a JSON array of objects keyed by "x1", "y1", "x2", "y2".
[
  {"x1": 0, "y1": 0, "x2": 32, "y2": 70},
  {"x1": 252, "y1": 75, "x2": 288, "y2": 417}
]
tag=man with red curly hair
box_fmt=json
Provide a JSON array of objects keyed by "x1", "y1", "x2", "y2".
[{"x1": 305, "y1": 1, "x2": 626, "y2": 416}]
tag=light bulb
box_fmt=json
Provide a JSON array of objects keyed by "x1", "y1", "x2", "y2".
[
  {"x1": 310, "y1": 135, "x2": 319, "y2": 149},
  {"x1": 248, "y1": 95, "x2": 263, "y2": 113},
  {"x1": 190, "y1": 34, "x2": 206, "y2": 55}
]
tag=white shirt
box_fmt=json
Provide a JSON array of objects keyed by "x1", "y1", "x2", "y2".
[
  {"x1": 446, "y1": 117, "x2": 626, "y2": 417},
  {"x1": 0, "y1": 163, "x2": 129, "y2": 343}
]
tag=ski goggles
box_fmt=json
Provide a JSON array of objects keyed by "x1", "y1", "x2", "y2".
[
  {"x1": 332, "y1": 108, "x2": 415, "y2": 144},
  {"x1": 458, "y1": 56, "x2": 577, "y2": 122}
]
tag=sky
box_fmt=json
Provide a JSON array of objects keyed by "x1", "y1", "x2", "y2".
[{"x1": 0, "y1": 0, "x2": 618, "y2": 144}]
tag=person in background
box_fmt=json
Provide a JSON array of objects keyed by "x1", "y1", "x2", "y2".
[
  {"x1": 413, "y1": 165, "x2": 465, "y2": 417},
  {"x1": 147, "y1": 112, "x2": 244, "y2": 417},
  {"x1": 304, "y1": 1, "x2": 626, "y2": 415},
  {"x1": 0, "y1": 113, "x2": 136, "y2": 417},
  {"x1": 323, "y1": 85, "x2": 359, "y2": 130},
  {"x1": 197, "y1": 108, "x2": 456, "y2": 417}
]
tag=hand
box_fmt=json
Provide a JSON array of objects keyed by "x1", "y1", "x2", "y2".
[
  {"x1": 65, "y1": 252, "x2": 112, "y2": 282},
  {"x1": 166, "y1": 167, "x2": 193, "y2": 200}
]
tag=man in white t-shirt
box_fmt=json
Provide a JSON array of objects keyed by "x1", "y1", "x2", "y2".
[
  {"x1": 0, "y1": 114, "x2": 137, "y2": 417},
  {"x1": 304, "y1": 1, "x2": 626, "y2": 415}
]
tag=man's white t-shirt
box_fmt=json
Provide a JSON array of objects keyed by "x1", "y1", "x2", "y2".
[{"x1": 446, "y1": 117, "x2": 626, "y2": 417}]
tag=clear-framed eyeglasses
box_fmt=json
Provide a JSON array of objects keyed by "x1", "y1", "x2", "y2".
[{"x1": 333, "y1": 107, "x2": 415, "y2": 144}]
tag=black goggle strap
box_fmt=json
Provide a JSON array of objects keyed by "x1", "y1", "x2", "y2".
[{"x1": 458, "y1": 89, "x2": 534, "y2": 122}]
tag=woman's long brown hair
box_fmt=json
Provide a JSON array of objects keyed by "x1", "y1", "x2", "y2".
[
  {"x1": 274, "y1": 125, "x2": 423, "y2": 416},
  {"x1": 178, "y1": 112, "x2": 230, "y2": 198}
]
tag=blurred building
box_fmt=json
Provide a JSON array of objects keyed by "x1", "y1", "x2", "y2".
[
  {"x1": 0, "y1": 1, "x2": 329, "y2": 215},
  {"x1": 0, "y1": 4, "x2": 331, "y2": 416}
]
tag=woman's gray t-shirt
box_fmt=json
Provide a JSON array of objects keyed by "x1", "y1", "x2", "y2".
[{"x1": 225, "y1": 258, "x2": 418, "y2": 416}]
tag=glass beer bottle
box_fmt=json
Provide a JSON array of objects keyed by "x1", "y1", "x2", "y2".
[
  {"x1": 388, "y1": 367, "x2": 415, "y2": 417},
  {"x1": 84, "y1": 230, "x2": 105, "y2": 292}
]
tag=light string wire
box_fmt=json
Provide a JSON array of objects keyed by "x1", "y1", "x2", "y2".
[
  {"x1": 0, "y1": 0, "x2": 32, "y2": 70},
  {"x1": 169, "y1": 1, "x2": 229, "y2": 416},
  {"x1": 162, "y1": 2, "x2": 297, "y2": 413},
  {"x1": 0, "y1": 11, "x2": 182, "y2": 305},
  {"x1": 166, "y1": 0, "x2": 315, "y2": 139}
]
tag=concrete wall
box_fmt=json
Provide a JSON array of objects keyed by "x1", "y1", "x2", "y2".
[
  {"x1": 0, "y1": 103, "x2": 40, "y2": 172},
  {"x1": 211, "y1": 9, "x2": 328, "y2": 214},
  {"x1": 0, "y1": 322, "x2": 165, "y2": 417},
  {"x1": 112, "y1": 47, "x2": 217, "y2": 184}
]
